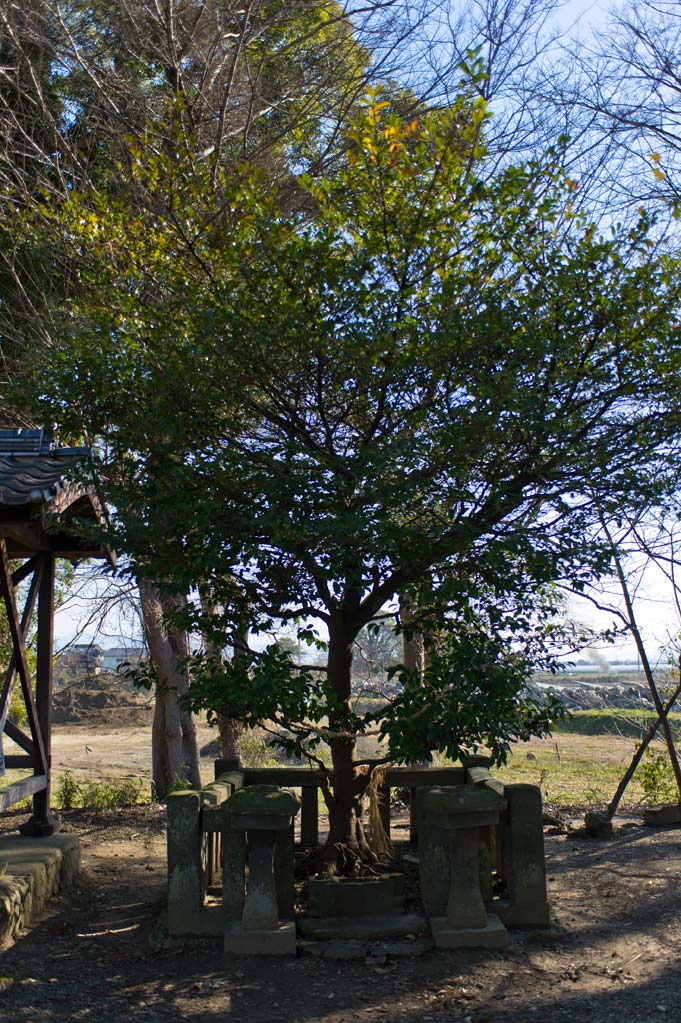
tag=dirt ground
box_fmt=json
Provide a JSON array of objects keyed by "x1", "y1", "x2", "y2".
[
  {"x1": 1, "y1": 797, "x2": 681, "y2": 1023},
  {"x1": 45, "y1": 723, "x2": 653, "y2": 794},
  {"x1": 1, "y1": 722, "x2": 681, "y2": 1022}
]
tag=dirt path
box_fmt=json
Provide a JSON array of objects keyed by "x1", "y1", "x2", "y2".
[{"x1": 1, "y1": 806, "x2": 680, "y2": 1023}]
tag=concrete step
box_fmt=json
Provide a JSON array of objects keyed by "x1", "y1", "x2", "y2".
[{"x1": 0, "y1": 832, "x2": 80, "y2": 947}]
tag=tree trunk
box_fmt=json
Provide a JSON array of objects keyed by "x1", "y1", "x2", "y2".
[
  {"x1": 607, "y1": 670, "x2": 681, "y2": 818},
  {"x1": 319, "y1": 617, "x2": 375, "y2": 874},
  {"x1": 401, "y1": 600, "x2": 426, "y2": 679},
  {"x1": 217, "y1": 711, "x2": 242, "y2": 759},
  {"x1": 609, "y1": 545, "x2": 681, "y2": 804},
  {"x1": 139, "y1": 579, "x2": 201, "y2": 798},
  {"x1": 200, "y1": 589, "x2": 245, "y2": 762}
]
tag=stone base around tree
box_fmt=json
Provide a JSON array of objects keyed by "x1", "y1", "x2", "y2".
[
  {"x1": 430, "y1": 912, "x2": 508, "y2": 949},
  {"x1": 224, "y1": 921, "x2": 297, "y2": 956},
  {"x1": 298, "y1": 912, "x2": 428, "y2": 941}
]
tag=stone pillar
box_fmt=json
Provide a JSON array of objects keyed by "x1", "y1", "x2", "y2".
[
  {"x1": 419, "y1": 786, "x2": 508, "y2": 948},
  {"x1": 223, "y1": 785, "x2": 300, "y2": 955},
  {"x1": 446, "y1": 827, "x2": 487, "y2": 929},
  {"x1": 214, "y1": 757, "x2": 242, "y2": 780},
  {"x1": 242, "y1": 830, "x2": 279, "y2": 930},
  {"x1": 167, "y1": 790, "x2": 203, "y2": 935},
  {"x1": 495, "y1": 784, "x2": 550, "y2": 927},
  {"x1": 222, "y1": 827, "x2": 247, "y2": 921}
]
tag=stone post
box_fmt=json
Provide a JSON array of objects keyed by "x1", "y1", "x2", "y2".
[
  {"x1": 419, "y1": 786, "x2": 508, "y2": 948},
  {"x1": 495, "y1": 784, "x2": 550, "y2": 927},
  {"x1": 300, "y1": 786, "x2": 319, "y2": 847},
  {"x1": 167, "y1": 790, "x2": 202, "y2": 935},
  {"x1": 223, "y1": 785, "x2": 300, "y2": 955}
]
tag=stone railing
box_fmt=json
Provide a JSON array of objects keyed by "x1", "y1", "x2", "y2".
[
  {"x1": 166, "y1": 758, "x2": 549, "y2": 948},
  {"x1": 166, "y1": 765, "x2": 244, "y2": 936},
  {"x1": 241, "y1": 763, "x2": 469, "y2": 845}
]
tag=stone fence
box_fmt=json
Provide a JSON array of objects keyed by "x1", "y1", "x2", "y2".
[{"x1": 166, "y1": 759, "x2": 549, "y2": 949}]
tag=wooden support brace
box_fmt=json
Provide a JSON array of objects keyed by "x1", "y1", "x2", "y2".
[
  {"x1": 0, "y1": 559, "x2": 42, "y2": 735},
  {"x1": 0, "y1": 775, "x2": 47, "y2": 813},
  {"x1": 0, "y1": 540, "x2": 47, "y2": 774},
  {"x1": 11, "y1": 556, "x2": 40, "y2": 588},
  {"x1": 4, "y1": 719, "x2": 35, "y2": 755}
]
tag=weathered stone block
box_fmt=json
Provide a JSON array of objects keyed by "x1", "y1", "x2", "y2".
[
  {"x1": 0, "y1": 833, "x2": 80, "y2": 948},
  {"x1": 495, "y1": 784, "x2": 550, "y2": 928},
  {"x1": 166, "y1": 790, "x2": 202, "y2": 934},
  {"x1": 307, "y1": 874, "x2": 405, "y2": 919},
  {"x1": 225, "y1": 920, "x2": 297, "y2": 956},
  {"x1": 643, "y1": 803, "x2": 681, "y2": 827},
  {"x1": 227, "y1": 784, "x2": 300, "y2": 832},
  {"x1": 584, "y1": 810, "x2": 613, "y2": 839},
  {"x1": 430, "y1": 911, "x2": 508, "y2": 949},
  {"x1": 298, "y1": 912, "x2": 428, "y2": 941}
]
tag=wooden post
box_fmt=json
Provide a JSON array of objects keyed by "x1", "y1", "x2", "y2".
[
  {"x1": 300, "y1": 785, "x2": 319, "y2": 847},
  {"x1": 379, "y1": 779, "x2": 391, "y2": 840},
  {"x1": 19, "y1": 553, "x2": 57, "y2": 836}
]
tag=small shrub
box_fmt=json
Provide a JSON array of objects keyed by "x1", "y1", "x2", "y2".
[
  {"x1": 8, "y1": 686, "x2": 27, "y2": 726},
  {"x1": 55, "y1": 772, "x2": 145, "y2": 811},
  {"x1": 638, "y1": 747, "x2": 678, "y2": 804},
  {"x1": 240, "y1": 729, "x2": 280, "y2": 768},
  {"x1": 165, "y1": 773, "x2": 194, "y2": 794},
  {"x1": 55, "y1": 770, "x2": 81, "y2": 811}
]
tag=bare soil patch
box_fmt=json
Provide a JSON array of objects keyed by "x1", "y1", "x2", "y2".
[
  {"x1": 52, "y1": 687, "x2": 153, "y2": 728},
  {"x1": 1, "y1": 724, "x2": 680, "y2": 1022},
  {"x1": 0, "y1": 801, "x2": 680, "y2": 1023}
]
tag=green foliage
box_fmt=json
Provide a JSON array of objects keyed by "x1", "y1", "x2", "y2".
[
  {"x1": 24, "y1": 84, "x2": 681, "y2": 825},
  {"x1": 54, "y1": 771, "x2": 145, "y2": 811},
  {"x1": 239, "y1": 730, "x2": 284, "y2": 769},
  {"x1": 55, "y1": 770, "x2": 81, "y2": 811},
  {"x1": 637, "y1": 747, "x2": 679, "y2": 804},
  {"x1": 381, "y1": 632, "x2": 567, "y2": 766},
  {"x1": 163, "y1": 773, "x2": 194, "y2": 795}
]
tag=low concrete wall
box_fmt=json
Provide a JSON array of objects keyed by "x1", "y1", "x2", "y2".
[{"x1": 0, "y1": 833, "x2": 81, "y2": 947}]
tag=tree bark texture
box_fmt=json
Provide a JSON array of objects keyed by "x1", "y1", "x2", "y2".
[
  {"x1": 139, "y1": 579, "x2": 201, "y2": 798},
  {"x1": 401, "y1": 598, "x2": 426, "y2": 678},
  {"x1": 319, "y1": 617, "x2": 376, "y2": 872}
]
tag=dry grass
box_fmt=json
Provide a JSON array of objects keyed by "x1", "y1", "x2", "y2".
[{"x1": 494, "y1": 731, "x2": 657, "y2": 808}]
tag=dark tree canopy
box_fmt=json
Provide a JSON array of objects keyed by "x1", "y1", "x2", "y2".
[{"x1": 15, "y1": 83, "x2": 681, "y2": 866}]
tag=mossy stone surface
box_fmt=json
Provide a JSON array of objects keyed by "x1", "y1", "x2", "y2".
[
  {"x1": 226, "y1": 784, "x2": 300, "y2": 817},
  {"x1": 421, "y1": 785, "x2": 505, "y2": 817}
]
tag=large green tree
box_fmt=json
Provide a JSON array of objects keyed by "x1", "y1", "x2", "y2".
[
  {"x1": 0, "y1": 0, "x2": 398, "y2": 796},
  {"x1": 30, "y1": 86, "x2": 681, "y2": 868}
]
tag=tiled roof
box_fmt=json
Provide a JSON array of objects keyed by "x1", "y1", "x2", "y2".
[{"x1": 0, "y1": 429, "x2": 91, "y2": 508}]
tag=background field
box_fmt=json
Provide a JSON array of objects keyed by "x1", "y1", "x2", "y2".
[{"x1": 35, "y1": 719, "x2": 669, "y2": 811}]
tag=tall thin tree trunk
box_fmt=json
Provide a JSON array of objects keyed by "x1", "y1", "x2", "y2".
[
  {"x1": 201, "y1": 586, "x2": 245, "y2": 762},
  {"x1": 607, "y1": 671, "x2": 681, "y2": 818},
  {"x1": 401, "y1": 599, "x2": 426, "y2": 679},
  {"x1": 216, "y1": 712, "x2": 242, "y2": 759},
  {"x1": 607, "y1": 536, "x2": 681, "y2": 804},
  {"x1": 139, "y1": 579, "x2": 201, "y2": 798},
  {"x1": 321, "y1": 617, "x2": 375, "y2": 872}
]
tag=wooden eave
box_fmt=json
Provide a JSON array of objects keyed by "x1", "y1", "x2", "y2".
[{"x1": 0, "y1": 440, "x2": 113, "y2": 563}]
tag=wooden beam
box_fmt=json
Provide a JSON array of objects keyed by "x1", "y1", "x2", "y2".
[
  {"x1": 4, "y1": 754, "x2": 33, "y2": 769},
  {"x1": 0, "y1": 774, "x2": 47, "y2": 813},
  {"x1": 0, "y1": 524, "x2": 50, "y2": 551},
  {"x1": 0, "y1": 540, "x2": 47, "y2": 774},
  {"x1": 4, "y1": 719, "x2": 34, "y2": 755},
  {"x1": 31, "y1": 553, "x2": 55, "y2": 825},
  {"x1": 0, "y1": 560, "x2": 42, "y2": 736},
  {"x1": 11, "y1": 556, "x2": 39, "y2": 587}
]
